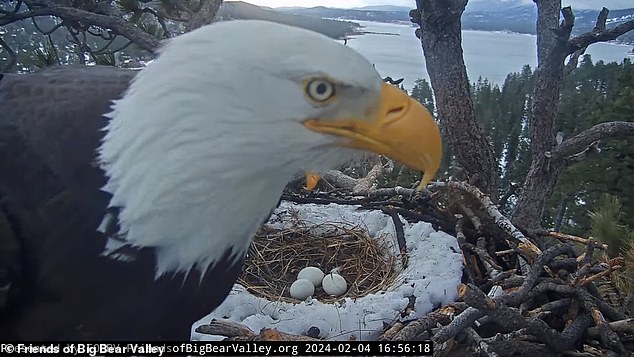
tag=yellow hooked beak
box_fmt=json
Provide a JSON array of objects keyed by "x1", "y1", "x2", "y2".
[{"x1": 303, "y1": 82, "x2": 442, "y2": 190}]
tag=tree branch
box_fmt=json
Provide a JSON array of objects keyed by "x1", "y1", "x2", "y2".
[
  {"x1": 568, "y1": 17, "x2": 634, "y2": 55},
  {"x1": 3, "y1": 1, "x2": 161, "y2": 53},
  {"x1": 594, "y1": 7, "x2": 609, "y2": 32},
  {"x1": 559, "y1": 6, "x2": 575, "y2": 40},
  {"x1": 187, "y1": 0, "x2": 222, "y2": 31},
  {"x1": 432, "y1": 181, "x2": 542, "y2": 260},
  {"x1": 553, "y1": 121, "x2": 634, "y2": 160}
]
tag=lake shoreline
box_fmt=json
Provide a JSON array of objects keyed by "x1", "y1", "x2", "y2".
[
  {"x1": 345, "y1": 20, "x2": 632, "y2": 90},
  {"x1": 348, "y1": 20, "x2": 634, "y2": 46}
]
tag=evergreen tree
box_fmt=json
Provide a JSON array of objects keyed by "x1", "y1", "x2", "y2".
[
  {"x1": 466, "y1": 56, "x2": 633, "y2": 233},
  {"x1": 552, "y1": 58, "x2": 634, "y2": 233},
  {"x1": 410, "y1": 78, "x2": 435, "y2": 114}
]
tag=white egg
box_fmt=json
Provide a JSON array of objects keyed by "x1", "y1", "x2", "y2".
[
  {"x1": 290, "y1": 279, "x2": 315, "y2": 300},
  {"x1": 298, "y1": 267, "x2": 325, "y2": 287},
  {"x1": 322, "y1": 273, "x2": 347, "y2": 296}
]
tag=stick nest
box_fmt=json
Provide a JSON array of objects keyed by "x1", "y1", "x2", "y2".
[{"x1": 238, "y1": 221, "x2": 401, "y2": 304}]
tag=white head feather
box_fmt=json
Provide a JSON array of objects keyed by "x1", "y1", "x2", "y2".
[{"x1": 98, "y1": 20, "x2": 382, "y2": 277}]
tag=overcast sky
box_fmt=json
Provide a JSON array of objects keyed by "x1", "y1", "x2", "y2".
[{"x1": 230, "y1": 0, "x2": 632, "y2": 10}]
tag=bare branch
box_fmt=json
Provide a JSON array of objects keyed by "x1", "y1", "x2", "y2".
[
  {"x1": 3, "y1": 1, "x2": 161, "y2": 53},
  {"x1": 431, "y1": 181, "x2": 542, "y2": 260},
  {"x1": 553, "y1": 121, "x2": 634, "y2": 160},
  {"x1": 568, "y1": 18, "x2": 634, "y2": 55},
  {"x1": 31, "y1": 16, "x2": 64, "y2": 35},
  {"x1": 461, "y1": 284, "x2": 590, "y2": 352},
  {"x1": 559, "y1": 6, "x2": 575, "y2": 40},
  {"x1": 463, "y1": 327, "x2": 500, "y2": 357},
  {"x1": 548, "y1": 231, "x2": 608, "y2": 250},
  {"x1": 587, "y1": 318, "x2": 634, "y2": 337},
  {"x1": 594, "y1": 7, "x2": 609, "y2": 32},
  {"x1": 504, "y1": 243, "x2": 577, "y2": 306},
  {"x1": 0, "y1": 7, "x2": 50, "y2": 26},
  {"x1": 433, "y1": 306, "x2": 485, "y2": 343},
  {"x1": 95, "y1": 39, "x2": 133, "y2": 56}
]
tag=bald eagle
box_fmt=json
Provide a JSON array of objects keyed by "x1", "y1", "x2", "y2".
[{"x1": 0, "y1": 20, "x2": 441, "y2": 340}]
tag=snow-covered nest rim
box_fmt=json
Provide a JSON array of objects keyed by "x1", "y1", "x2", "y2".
[{"x1": 238, "y1": 220, "x2": 402, "y2": 304}]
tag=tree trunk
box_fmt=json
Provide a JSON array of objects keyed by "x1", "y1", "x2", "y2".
[
  {"x1": 187, "y1": 0, "x2": 223, "y2": 31},
  {"x1": 511, "y1": 0, "x2": 570, "y2": 231},
  {"x1": 410, "y1": 1, "x2": 634, "y2": 231},
  {"x1": 413, "y1": 0, "x2": 499, "y2": 198},
  {"x1": 553, "y1": 193, "x2": 571, "y2": 232}
]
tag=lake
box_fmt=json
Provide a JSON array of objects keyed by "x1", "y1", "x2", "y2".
[{"x1": 346, "y1": 21, "x2": 634, "y2": 90}]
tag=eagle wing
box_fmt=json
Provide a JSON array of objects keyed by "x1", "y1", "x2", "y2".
[{"x1": 0, "y1": 66, "x2": 242, "y2": 340}]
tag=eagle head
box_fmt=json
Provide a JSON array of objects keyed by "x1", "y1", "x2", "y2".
[{"x1": 98, "y1": 20, "x2": 441, "y2": 277}]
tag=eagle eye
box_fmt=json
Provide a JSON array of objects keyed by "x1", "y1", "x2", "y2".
[{"x1": 305, "y1": 79, "x2": 335, "y2": 103}]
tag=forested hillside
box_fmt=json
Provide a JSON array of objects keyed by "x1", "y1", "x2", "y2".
[{"x1": 441, "y1": 56, "x2": 633, "y2": 234}]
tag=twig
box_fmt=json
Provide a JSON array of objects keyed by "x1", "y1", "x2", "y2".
[
  {"x1": 495, "y1": 249, "x2": 515, "y2": 256},
  {"x1": 2, "y1": 1, "x2": 160, "y2": 52},
  {"x1": 195, "y1": 318, "x2": 255, "y2": 338},
  {"x1": 464, "y1": 327, "x2": 499, "y2": 357},
  {"x1": 578, "y1": 265, "x2": 622, "y2": 287},
  {"x1": 378, "y1": 321, "x2": 405, "y2": 341},
  {"x1": 433, "y1": 307, "x2": 485, "y2": 343},
  {"x1": 583, "y1": 298, "x2": 625, "y2": 353},
  {"x1": 196, "y1": 319, "x2": 320, "y2": 341},
  {"x1": 554, "y1": 122, "x2": 634, "y2": 161},
  {"x1": 462, "y1": 284, "x2": 592, "y2": 352},
  {"x1": 568, "y1": 10, "x2": 634, "y2": 55},
  {"x1": 504, "y1": 243, "x2": 577, "y2": 306},
  {"x1": 529, "y1": 298, "x2": 573, "y2": 317},
  {"x1": 391, "y1": 316, "x2": 438, "y2": 341},
  {"x1": 586, "y1": 318, "x2": 634, "y2": 337},
  {"x1": 459, "y1": 202, "x2": 482, "y2": 232},
  {"x1": 548, "y1": 231, "x2": 608, "y2": 250},
  {"x1": 430, "y1": 181, "x2": 542, "y2": 260}
]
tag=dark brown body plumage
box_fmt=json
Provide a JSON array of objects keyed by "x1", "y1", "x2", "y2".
[{"x1": 0, "y1": 66, "x2": 243, "y2": 340}]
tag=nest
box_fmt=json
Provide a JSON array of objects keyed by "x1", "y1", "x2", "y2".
[{"x1": 238, "y1": 220, "x2": 401, "y2": 304}]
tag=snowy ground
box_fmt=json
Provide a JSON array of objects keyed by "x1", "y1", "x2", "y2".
[{"x1": 192, "y1": 201, "x2": 463, "y2": 341}]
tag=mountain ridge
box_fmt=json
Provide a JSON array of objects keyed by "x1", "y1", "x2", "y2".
[
  {"x1": 275, "y1": 4, "x2": 634, "y2": 43},
  {"x1": 217, "y1": 1, "x2": 359, "y2": 39}
]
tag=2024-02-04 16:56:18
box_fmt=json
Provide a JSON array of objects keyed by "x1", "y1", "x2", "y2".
[{"x1": 303, "y1": 341, "x2": 433, "y2": 355}]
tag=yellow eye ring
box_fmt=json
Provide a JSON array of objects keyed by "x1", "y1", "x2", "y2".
[{"x1": 305, "y1": 79, "x2": 336, "y2": 103}]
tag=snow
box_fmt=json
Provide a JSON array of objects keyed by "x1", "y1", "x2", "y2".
[{"x1": 192, "y1": 201, "x2": 463, "y2": 341}]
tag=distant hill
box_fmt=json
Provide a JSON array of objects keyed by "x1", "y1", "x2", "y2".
[
  {"x1": 277, "y1": 6, "x2": 410, "y2": 23},
  {"x1": 464, "y1": 0, "x2": 528, "y2": 12},
  {"x1": 463, "y1": 6, "x2": 634, "y2": 43},
  {"x1": 275, "y1": 4, "x2": 634, "y2": 44},
  {"x1": 216, "y1": 2, "x2": 359, "y2": 39},
  {"x1": 351, "y1": 6, "x2": 411, "y2": 12}
]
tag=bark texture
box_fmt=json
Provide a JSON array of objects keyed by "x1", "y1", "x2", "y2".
[
  {"x1": 511, "y1": 0, "x2": 568, "y2": 231},
  {"x1": 186, "y1": 0, "x2": 224, "y2": 31},
  {"x1": 511, "y1": 2, "x2": 634, "y2": 231},
  {"x1": 413, "y1": 0, "x2": 499, "y2": 198}
]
